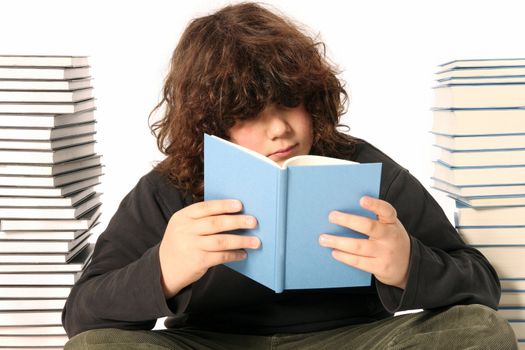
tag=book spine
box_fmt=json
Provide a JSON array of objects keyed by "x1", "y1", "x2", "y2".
[{"x1": 274, "y1": 169, "x2": 288, "y2": 293}]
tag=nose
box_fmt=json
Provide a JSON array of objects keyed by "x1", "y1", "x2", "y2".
[{"x1": 266, "y1": 112, "x2": 292, "y2": 139}]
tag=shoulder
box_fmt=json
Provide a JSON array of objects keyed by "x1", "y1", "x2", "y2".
[
  {"x1": 140, "y1": 168, "x2": 178, "y2": 193},
  {"x1": 351, "y1": 138, "x2": 405, "y2": 171},
  {"x1": 349, "y1": 138, "x2": 409, "y2": 200},
  {"x1": 121, "y1": 169, "x2": 188, "y2": 219}
]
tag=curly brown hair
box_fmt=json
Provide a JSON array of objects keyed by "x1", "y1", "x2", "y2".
[{"x1": 150, "y1": 2, "x2": 359, "y2": 202}]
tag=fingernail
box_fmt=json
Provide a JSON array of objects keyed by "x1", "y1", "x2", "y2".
[
  {"x1": 319, "y1": 234, "x2": 329, "y2": 246},
  {"x1": 329, "y1": 211, "x2": 339, "y2": 223},
  {"x1": 231, "y1": 200, "x2": 242, "y2": 210},
  {"x1": 251, "y1": 238, "x2": 261, "y2": 249},
  {"x1": 360, "y1": 196, "x2": 370, "y2": 207},
  {"x1": 246, "y1": 216, "x2": 256, "y2": 227}
]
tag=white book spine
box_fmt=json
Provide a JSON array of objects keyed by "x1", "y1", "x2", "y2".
[
  {"x1": 459, "y1": 229, "x2": 525, "y2": 245},
  {"x1": 456, "y1": 207, "x2": 525, "y2": 226},
  {"x1": 0, "y1": 88, "x2": 92, "y2": 102},
  {"x1": 476, "y1": 247, "x2": 525, "y2": 278},
  {"x1": 0, "y1": 325, "x2": 66, "y2": 335},
  {"x1": 434, "y1": 133, "x2": 525, "y2": 151},
  {"x1": 439, "y1": 148, "x2": 525, "y2": 167},
  {"x1": 0, "y1": 166, "x2": 102, "y2": 187},
  {"x1": 0, "y1": 98, "x2": 94, "y2": 114},
  {"x1": 0, "y1": 188, "x2": 93, "y2": 207},
  {"x1": 500, "y1": 292, "x2": 525, "y2": 307},
  {"x1": 440, "y1": 58, "x2": 525, "y2": 69},
  {"x1": 0, "y1": 150, "x2": 54, "y2": 163},
  {"x1": 431, "y1": 179, "x2": 525, "y2": 197},
  {"x1": 0, "y1": 176, "x2": 101, "y2": 197},
  {"x1": 0, "y1": 311, "x2": 62, "y2": 326},
  {"x1": 0, "y1": 207, "x2": 77, "y2": 219},
  {"x1": 0, "y1": 209, "x2": 99, "y2": 231},
  {"x1": 432, "y1": 109, "x2": 525, "y2": 136},
  {"x1": 437, "y1": 67, "x2": 525, "y2": 79},
  {"x1": 0, "y1": 55, "x2": 87, "y2": 67},
  {"x1": 0, "y1": 78, "x2": 91, "y2": 91},
  {"x1": 0, "y1": 273, "x2": 76, "y2": 286},
  {"x1": 0, "y1": 232, "x2": 91, "y2": 253},
  {"x1": 0, "y1": 110, "x2": 95, "y2": 128},
  {"x1": 0, "y1": 133, "x2": 95, "y2": 150},
  {"x1": 433, "y1": 162, "x2": 525, "y2": 186},
  {"x1": 0, "y1": 287, "x2": 71, "y2": 299},
  {"x1": 434, "y1": 84, "x2": 525, "y2": 108},
  {"x1": 0, "y1": 299, "x2": 66, "y2": 310},
  {"x1": 498, "y1": 308, "x2": 525, "y2": 321},
  {"x1": 0, "y1": 334, "x2": 68, "y2": 347},
  {"x1": 0, "y1": 120, "x2": 96, "y2": 140},
  {"x1": 0, "y1": 67, "x2": 90, "y2": 80},
  {"x1": 0, "y1": 231, "x2": 78, "y2": 240}
]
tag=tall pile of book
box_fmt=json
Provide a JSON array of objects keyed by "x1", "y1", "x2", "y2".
[
  {"x1": 0, "y1": 55, "x2": 102, "y2": 349},
  {"x1": 431, "y1": 58, "x2": 525, "y2": 348}
]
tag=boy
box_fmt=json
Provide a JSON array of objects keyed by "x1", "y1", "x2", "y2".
[{"x1": 63, "y1": 3, "x2": 517, "y2": 349}]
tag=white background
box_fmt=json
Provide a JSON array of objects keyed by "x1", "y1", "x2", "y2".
[{"x1": 2, "y1": 0, "x2": 525, "y2": 238}]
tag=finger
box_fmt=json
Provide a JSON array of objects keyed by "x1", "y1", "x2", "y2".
[
  {"x1": 319, "y1": 234, "x2": 376, "y2": 257},
  {"x1": 192, "y1": 214, "x2": 257, "y2": 236},
  {"x1": 203, "y1": 250, "x2": 249, "y2": 268},
  {"x1": 331, "y1": 250, "x2": 378, "y2": 275},
  {"x1": 199, "y1": 234, "x2": 261, "y2": 252},
  {"x1": 183, "y1": 199, "x2": 244, "y2": 220},
  {"x1": 328, "y1": 211, "x2": 382, "y2": 238},
  {"x1": 360, "y1": 196, "x2": 397, "y2": 224}
]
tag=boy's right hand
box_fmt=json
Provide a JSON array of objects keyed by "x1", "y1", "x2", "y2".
[{"x1": 159, "y1": 199, "x2": 260, "y2": 299}]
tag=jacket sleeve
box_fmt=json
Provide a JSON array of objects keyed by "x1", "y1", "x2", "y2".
[
  {"x1": 62, "y1": 172, "x2": 192, "y2": 337},
  {"x1": 375, "y1": 168, "x2": 501, "y2": 313}
]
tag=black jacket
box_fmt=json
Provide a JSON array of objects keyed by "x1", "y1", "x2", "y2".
[{"x1": 62, "y1": 140, "x2": 500, "y2": 337}]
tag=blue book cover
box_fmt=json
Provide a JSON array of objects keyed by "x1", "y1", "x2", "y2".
[{"x1": 204, "y1": 134, "x2": 382, "y2": 293}]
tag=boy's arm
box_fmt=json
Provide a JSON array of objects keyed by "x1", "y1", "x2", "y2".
[
  {"x1": 62, "y1": 171, "x2": 190, "y2": 338},
  {"x1": 375, "y1": 168, "x2": 500, "y2": 312}
]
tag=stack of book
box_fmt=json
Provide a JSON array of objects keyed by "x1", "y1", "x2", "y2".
[
  {"x1": 431, "y1": 58, "x2": 525, "y2": 347},
  {"x1": 0, "y1": 55, "x2": 102, "y2": 349}
]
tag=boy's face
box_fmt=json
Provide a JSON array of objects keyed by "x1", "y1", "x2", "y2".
[{"x1": 228, "y1": 104, "x2": 313, "y2": 166}]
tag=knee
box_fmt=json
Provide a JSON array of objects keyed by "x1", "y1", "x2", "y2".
[
  {"x1": 64, "y1": 328, "x2": 160, "y2": 350},
  {"x1": 451, "y1": 304, "x2": 517, "y2": 346},
  {"x1": 455, "y1": 304, "x2": 509, "y2": 328},
  {"x1": 64, "y1": 329, "x2": 97, "y2": 350},
  {"x1": 65, "y1": 328, "x2": 122, "y2": 349}
]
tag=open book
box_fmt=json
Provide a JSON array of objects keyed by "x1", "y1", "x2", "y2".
[{"x1": 204, "y1": 134, "x2": 382, "y2": 293}]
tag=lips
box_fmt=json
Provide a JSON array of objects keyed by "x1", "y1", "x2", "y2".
[{"x1": 269, "y1": 144, "x2": 297, "y2": 157}]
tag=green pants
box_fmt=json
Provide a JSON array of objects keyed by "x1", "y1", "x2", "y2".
[{"x1": 65, "y1": 304, "x2": 518, "y2": 349}]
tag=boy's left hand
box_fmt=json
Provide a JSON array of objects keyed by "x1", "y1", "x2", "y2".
[{"x1": 319, "y1": 196, "x2": 410, "y2": 290}]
